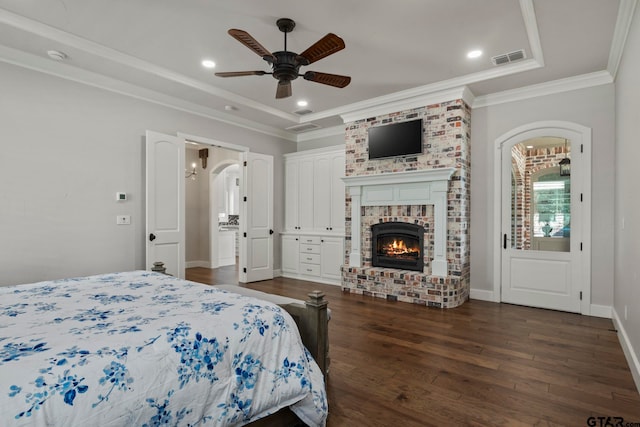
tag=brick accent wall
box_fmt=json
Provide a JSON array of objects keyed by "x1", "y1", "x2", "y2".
[{"x1": 341, "y1": 99, "x2": 471, "y2": 308}]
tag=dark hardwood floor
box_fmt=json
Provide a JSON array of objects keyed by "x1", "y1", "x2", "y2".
[{"x1": 186, "y1": 266, "x2": 640, "y2": 427}]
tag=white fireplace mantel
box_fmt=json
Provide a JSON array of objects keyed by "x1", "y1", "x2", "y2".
[{"x1": 341, "y1": 168, "x2": 455, "y2": 277}]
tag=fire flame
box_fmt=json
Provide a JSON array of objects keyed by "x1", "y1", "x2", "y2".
[{"x1": 382, "y1": 239, "x2": 417, "y2": 256}]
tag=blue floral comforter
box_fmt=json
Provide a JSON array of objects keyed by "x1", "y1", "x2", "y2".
[{"x1": 0, "y1": 271, "x2": 327, "y2": 426}]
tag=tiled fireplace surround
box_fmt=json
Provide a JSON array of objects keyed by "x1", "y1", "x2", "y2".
[{"x1": 340, "y1": 99, "x2": 471, "y2": 308}]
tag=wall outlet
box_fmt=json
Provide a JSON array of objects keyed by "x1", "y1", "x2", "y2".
[{"x1": 116, "y1": 215, "x2": 131, "y2": 225}]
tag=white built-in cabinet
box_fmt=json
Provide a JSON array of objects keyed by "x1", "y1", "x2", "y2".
[{"x1": 281, "y1": 146, "x2": 345, "y2": 285}]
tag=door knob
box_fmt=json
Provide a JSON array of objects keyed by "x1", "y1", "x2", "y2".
[{"x1": 149, "y1": 233, "x2": 156, "y2": 242}]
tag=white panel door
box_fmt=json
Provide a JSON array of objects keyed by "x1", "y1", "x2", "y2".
[
  {"x1": 240, "y1": 152, "x2": 273, "y2": 283},
  {"x1": 298, "y1": 157, "x2": 315, "y2": 231},
  {"x1": 145, "y1": 131, "x2": 185, "y2": 278},
  {"x1": 320, "y1": 237, "x2": 344, "y2": 282},
  {"x1": 284, "y1": 159, "x2": 299, "y2": 231},
  {"x1": 281, "y1": 234, "x2": 300, "y2": 274},
  {"x1": 500, "y1": 135, "x2": 585, "y2": 313},
  {"x1": 330, "y1": 152, "x2": 346, "y2": 233},
  {"x1": 313, "y1": 155, "x2": 332, "y2": 232}
]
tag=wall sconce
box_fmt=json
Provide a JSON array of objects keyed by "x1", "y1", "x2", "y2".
[
  {"x1": 185, "y1": 162, "x2": 197, "y2": 180},
  {"x1": 559, "y1": 139, "x2": 571, "y2": 176}
]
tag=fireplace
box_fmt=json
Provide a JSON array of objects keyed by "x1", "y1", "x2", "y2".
[{"x1": 371, "y1": 222, "x2": 424, "y2": 272}]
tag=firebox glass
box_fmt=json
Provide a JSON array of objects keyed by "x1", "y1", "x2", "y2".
[{"x1": 376, "y1": 236, "x2": 421, "y2": 260}]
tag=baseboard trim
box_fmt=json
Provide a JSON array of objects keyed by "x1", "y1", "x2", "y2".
[
  {"x1": 185, "y1": 261, "x2": 211, "y2": 269},
  {"x1": 612, "y1": 308, "x2": 640, "y2": 394},
  {"x1": 280, "y1": 272, "x2": 341, "y2": 286},
  {"x1": 470, "y1": 288, "x2": 498, "y2": 302},
  {"x1": 589, "y1": 304, "x2": 612, "y2": 319},
  {"x1": 273, "y1": 269, "x2": 282, "y2": 278}
]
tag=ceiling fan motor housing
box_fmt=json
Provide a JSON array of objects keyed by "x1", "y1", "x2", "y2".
[{"x1": 271, "y1": 51, "x2": 304, "y2": 82}]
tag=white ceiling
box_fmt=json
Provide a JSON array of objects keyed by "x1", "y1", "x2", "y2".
[{"x1": 0, "y1": 0, "x2": 632, "y2": 142}]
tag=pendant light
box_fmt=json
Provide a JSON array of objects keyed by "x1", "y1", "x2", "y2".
[{"x1": 559, "y1": 139, "x2": 571, "y2": 176}]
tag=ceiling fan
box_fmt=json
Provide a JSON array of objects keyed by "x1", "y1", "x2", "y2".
[{"x1": 215, "y1": 18, "x2": 351, "y2": 99}]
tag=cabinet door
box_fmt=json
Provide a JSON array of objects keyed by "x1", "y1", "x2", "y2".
[
  {"x1": 313, "y1": 156, "x2": 332, "y2": 232},
  {"x1": 284, "y1": 159, "x2": 299, "y2": 231},
  {"x1": 330, "y1": 152, "x2": 346, "y2": 233},
  {"x1": 298, "y1": 157, "x2": 315, "y2": 231},
  {"x1": 320, "y1": 237, "x2": 344, "y2": 281},
  {"x1": 281, "y1": 235, "x2": 299, "y2": 274}
]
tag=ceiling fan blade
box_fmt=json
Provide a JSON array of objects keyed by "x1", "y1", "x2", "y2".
[
  {"x1": 228, "y1": 29, "x2": 274, "y2": 60},
  {"x1": 215, "y1": 71, "x2": 267, "y2": 77},
  {"x1": 303, "y1": 71, "x2": 351, "y2": 88},
  {"x1": 276, "y1": 80, "x2": 292, "y2": 99},
  {"x1": 298, "y1": 33, "x2": 345, "y2": 65}
]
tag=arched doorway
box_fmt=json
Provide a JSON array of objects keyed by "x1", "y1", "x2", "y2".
[{"x1": 209, "y1": 160, "x2": 240, "y2": 269}]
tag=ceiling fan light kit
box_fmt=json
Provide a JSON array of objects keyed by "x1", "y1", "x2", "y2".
[{"x1": 215, "y1": 18, "x2": 351, "y2": 99}]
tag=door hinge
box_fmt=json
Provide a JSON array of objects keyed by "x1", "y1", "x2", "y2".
[
  {"x1": 580, "y1": 291, "x2": 582, "y2": 300},
  {"x1": 580, "y1": 144, "x2": 584, "y2": 153},
  {"x1": 243, "y1": 232, "x2": 247, "y2": 238},
  {"x1": 243, "y1": 268, "x2": 247, "y2": 273},
  {"x1": 580, "y1": 193, "x2": 583, "y2": 202},
  {"x1": 580, "y1": 242, "x2": 583, "y2": 251},
  {"x1": 243, "y1": 161, "x2": 247, "y2": 166},
  {"x1": 243, "y1": 196, "x2": 247, "y2": 202}
]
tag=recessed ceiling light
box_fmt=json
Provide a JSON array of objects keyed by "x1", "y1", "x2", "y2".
[
  {"x1": 467, "y1": 50, "x2": 482, "y2": 59},
  {"x1": 224, "y1": 105, "x2": 238, "y2": 111},
  {"x1": 47, "y1": 50, "x2": 67, "y2": 61},
  {"x1": 526, "y1": 145, "x2": 534, "y2": 149},
  {"x1": 297, "y1": 100, "x2": 308, "y2": 107},
  {"x1": 201, "y1": 59, "x2": 216, "y2": 69}
]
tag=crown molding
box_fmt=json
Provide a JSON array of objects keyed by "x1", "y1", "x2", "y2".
[
  {"x1": 0, "y1": 1, "x2": 627, "y2": 144},
  {"x1": 339, "y1": 86, "x2": 476, "y2": 124},
  {"x1": 0, "y1": 8, "x2": 300, "y2": 124},
  {"x1": 303, "y1": 59, "x2": 540, "y2": 125},
  {"x1": 472, "y1": 70, "x2": 614, "y2": 108},
  {"x1": 607, "y1": 0, "x2": 638, "y2": 78},
  {"x1": 520, "y1": 0, "x2": 545, "y2": 65},
  {"x1": 0, "y1": 44, "x2": 296, "y2": 142},
  {"x1": 302, "y1": 0, "x2": 543, "y2": 125}
]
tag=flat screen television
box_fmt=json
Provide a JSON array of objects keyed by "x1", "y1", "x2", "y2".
[{"x1": 367, "y1": 119, "x2": 423, "y2": 159}]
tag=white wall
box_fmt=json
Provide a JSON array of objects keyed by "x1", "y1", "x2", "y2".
[
  {"x1": 470, "y1": 84, "x2": 616, "y2": 307},
  {"x1": 614, "y1": 4, "x2": 640, "y2": 387},
  {"x1": 0, "y1": 61, "x2": 295, "y2": 286}
]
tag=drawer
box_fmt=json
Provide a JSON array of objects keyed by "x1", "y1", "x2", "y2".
[
  {"x1": 300, "y1": 244, "x2": 320, "y2": 254},
  {"x1": 299, "y1": 263, "x2": 320, "y2": 276},
  {"x1": 300, "y1": 253, "x2": 320, "y2": 264},
  {"x1": 299, "y1": 236, "x2": 321, "y2": 245}
]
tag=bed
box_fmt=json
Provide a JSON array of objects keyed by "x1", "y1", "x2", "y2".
[{"x1": 0, "y1": 271, "x2": 328, "y2": 426}]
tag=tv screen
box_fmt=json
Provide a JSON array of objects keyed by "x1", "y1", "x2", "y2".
[{"x1": 368, "y1": 119, "x2": 423, "y2": 159}]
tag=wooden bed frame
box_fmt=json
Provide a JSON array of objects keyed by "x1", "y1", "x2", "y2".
[
  {"x1": 155, "y1": 262, "x2": 331, "y2": 426},
  {"x1": 208, "y1": 287, "x2": 330, "y2": 427},
  {"x1": 212, "y1": 284, "x2": 330, "y2": 376},
  {"x1": 279, "y1": 290, "x2": 330, "y2": 376},
  {"x1": 240, "y1": 290, "x2": 330, "y2": 427}
]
